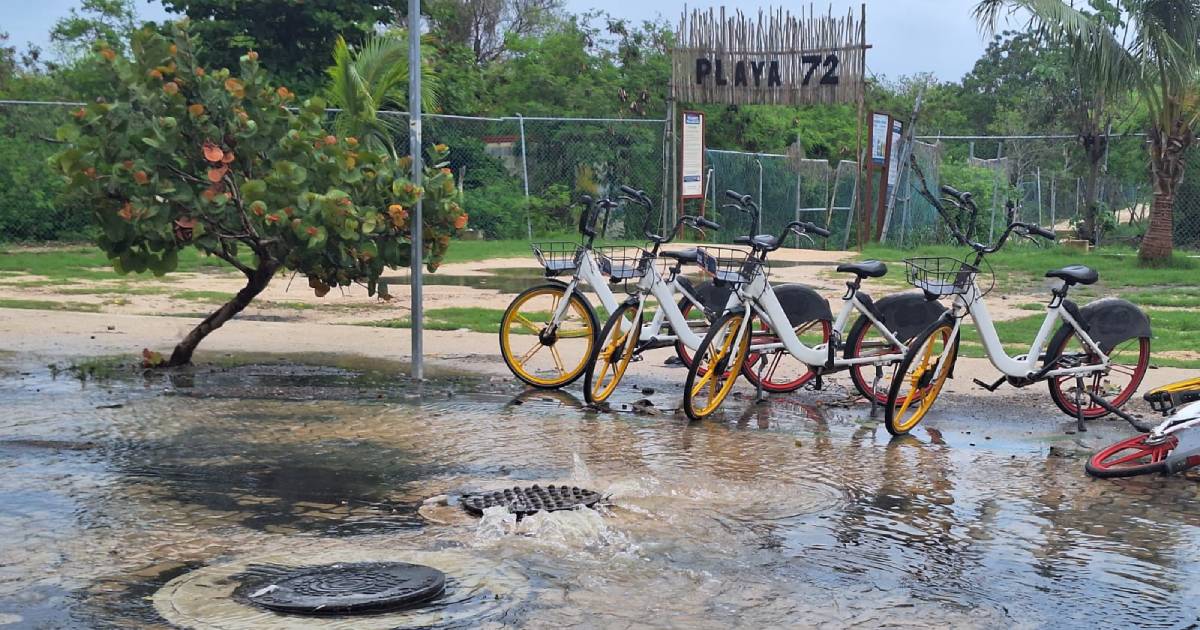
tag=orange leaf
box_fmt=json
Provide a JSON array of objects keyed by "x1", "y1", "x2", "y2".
[
  {"x1": 133, "y1": 171, "x2": 149, "y2": 185},
  {"x1": 454, "y1": 213, "x2": 469, "y2": 230},
  {"x1": 163, "y1": 81, "x2": 179, "y2": 95},
  {"x1": 221, "y1": 151, "x2": 235, "y2": 164},
  {"x1": 202, "y1": 142, "x2": 223, "y2": 162},
  {"x1": 117, "y1": 203, "x2": 133, "y2": 221},
  {"x1": 207, "y1": 166, "x2": 227, "y2": 183},
  {"x1": 188, "y1": 103, "x2": 205, "y2": 117}
]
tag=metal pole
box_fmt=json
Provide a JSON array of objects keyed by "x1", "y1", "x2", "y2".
[
  {"x1": 1036, "y1": 167, "x2": 1043, "y2": 226},
  {"x1": 407, "y1": 0, "x2": 424, "y2": 380},
  {"x1": 517, "y1": 114, "x2": 531, "y2": 240},
  {"x1": 756, "y1": 158, "x2": 764, "y2": 225}
]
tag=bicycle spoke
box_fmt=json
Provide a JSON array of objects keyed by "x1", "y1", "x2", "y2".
[
  {"x1": 518, "y1": 341, "x2": 544, "y2": 364},
  {"x1": 549, "y1": 345, "x2": 567, "y2": 376},
  {"x1": 513, "y1": 314, "x2": 542, "y2": 334},
  {"x1": 1107, "y1": 448, "x2": 1153, "y2": 467}
]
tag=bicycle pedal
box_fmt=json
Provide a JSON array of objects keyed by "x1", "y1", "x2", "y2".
[{"x1": 972, "y1": 377, "x2": 1006, "y2": 392}]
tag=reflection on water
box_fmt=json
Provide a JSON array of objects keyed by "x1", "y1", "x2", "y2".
[{"x1": 0, "y1": 359, "x2": 1198, "y2": 627}]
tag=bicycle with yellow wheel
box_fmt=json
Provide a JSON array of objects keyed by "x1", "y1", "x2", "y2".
[
  {"x1": 884, "y1": 163, "x2": 1152, "y2": 436},
  {"x1": 500, "y1": 194, "x2": 726, "y2": 389}
]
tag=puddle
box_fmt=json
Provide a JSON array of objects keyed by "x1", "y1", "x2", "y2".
[{"x1": 0, "y1": 357, "x2": 1198, "y2": 627}]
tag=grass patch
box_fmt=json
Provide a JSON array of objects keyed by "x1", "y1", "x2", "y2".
[
  {"x1": 55, "y1": 355, "x2": 132, "y2": 381},
  {"x1": 57, "y1": 285, "x2": 170, "y2": 296},
  {"x1": 439, "y1": 236, "x2": 644, "y2": 265},
  {"x1": 859, "y1": 244, "x2": 1197, "y2": 293},
  {"x1": 358, "y1": 307, "x2": 505, "y2": 333},
  {"x1": 0, "y1": 279, "x2": 75, "y2": 288},
  {"x1": 257, "y1": 300, "x2": 316, "y2": 310},
  {"x1": 1120, "y1": 286, "x2": 1200, "y2": 308},
  {"x1": 174, "y1": 290, "x2": 235, "y2": 303},
  {"x1": 947, "y1": 307, "x2": 1199, "y2": 369},
  {"x1": 0, "y1": 298, "x2": 101, "y2": 313},
  {"x1": 0, "y1": 246, "x2": 247, "y2": 282}
]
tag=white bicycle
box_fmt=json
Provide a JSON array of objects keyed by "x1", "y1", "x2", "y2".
[
  {"x1": 681, "y1": 192, "x2": 947, "y2": 421},
  {"x1": 499, "y1": 194, "x2": 726, "y2": 388},
  {"x1": 1086, "y1": 378, "x2": 1200, "y2": 477},
  {"x1": 883, "y1": 171, "x2": 1151, "y2": 436}
]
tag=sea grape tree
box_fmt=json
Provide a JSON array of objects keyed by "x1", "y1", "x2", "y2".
[{"x1": 55, "y1": 21, "x2": 467, "y2": 366}]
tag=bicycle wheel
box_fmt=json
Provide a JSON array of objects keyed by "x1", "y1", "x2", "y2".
[
  {"x1": 885, "y1": 321, "x2": 958, "y2": 436},
  {"x1": 1046, "y1": 332, "x2": 1150, "y2": 419},
  {"x1": 1085, "y1": 433, "x2": 1177, "y2": 478},
  {"x1": 740, "y1": 315, "x2": 829, "y2": 393},
  {"x1": 499, "y1": 282, "x2": 598, "y2": 389},
  {"x1": 584, "y1": 301, "x2": 643, "y2": 404},
  {"x1": 683, "y1": 311, "x2": 752, "y2": 421},
  {"x1": 844, "y1": 315, "x2": 906, "y2": 405}
]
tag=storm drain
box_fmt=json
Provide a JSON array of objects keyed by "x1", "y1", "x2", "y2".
[
  {"x1": 461, "y1": 484, "x2": 602, "y2": 518},
  {"x1": 242, "y1": 562, "x2": 445, "y2": 615}
]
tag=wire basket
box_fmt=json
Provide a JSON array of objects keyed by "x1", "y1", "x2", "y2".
[
  {"x1": 531, "y1": 242, "x2": 582, "y2": 277},
  {"x1": 595, "y1": 246, "x2": 654, "y2": 282},
  {"x1": 696, "y1": 247, "x2": 763, "y2": 285},
  {"x1": 903, "y1": 256, "x2": 992, "y2": 298}
]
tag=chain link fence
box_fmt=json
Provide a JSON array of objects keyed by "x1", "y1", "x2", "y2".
[
  {"x1": 703, "y1": 149, "x2": 853, "y2": 249},
  {"x1": 7, "y1": 98, "x2": 1200, "y2": 251}
]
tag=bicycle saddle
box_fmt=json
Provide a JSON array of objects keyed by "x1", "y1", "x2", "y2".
[
  {"x1": 1045, "y1": 265, "x2": 1098, "y2": 286},
  {"x1": 836, "y1": 260, "x2": 887, "y2": 279},
  {"x1": 661, "y1": 248, "x2": 700, "y2": 264},
  {"x1": 733, "y1": 234, "x2": 780, "y2": 250}
]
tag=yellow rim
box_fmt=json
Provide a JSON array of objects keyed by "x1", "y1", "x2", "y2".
[
  {"x1": 891, "y1": 324, "x2": 954, "y2": 434},
  {"x1": 589, "y1": 305, "x2": 641, "y2": 402},
  {"x1": 688, "y1": 315, "x2": 751, "y2": 418},
  {"x1": 500, "y1": 287, "x2": 595, "y2": 387}
]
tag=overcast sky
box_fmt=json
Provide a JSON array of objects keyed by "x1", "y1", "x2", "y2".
[{"x1": 5, "y1": 0, "x2": 1018, "y2": 82}]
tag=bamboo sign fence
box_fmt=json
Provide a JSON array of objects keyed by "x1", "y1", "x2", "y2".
[{"x1": 671, "y1": 5, "x2": 867, "y2": 105}]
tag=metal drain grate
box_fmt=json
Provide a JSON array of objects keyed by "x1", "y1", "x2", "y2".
[
  {"x1": 461, "y1": 484, "x2": 602, "y2": 517},
  {"x1": 242, "y1": 562, "x2": 445, "y2": 615}
]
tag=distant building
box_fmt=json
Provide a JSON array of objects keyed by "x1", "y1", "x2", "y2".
[{"x1": 483, "y1": 135, "x2": 521, "y2": 176}]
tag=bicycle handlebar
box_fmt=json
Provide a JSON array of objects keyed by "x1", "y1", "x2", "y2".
[{"x1": 909, "y1": 155, "x2": 1055, "y2": 256}]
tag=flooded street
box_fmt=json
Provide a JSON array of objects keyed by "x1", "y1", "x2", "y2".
[{"x1": 1, "y1": 356, "x2": 1198, "y2": 628}]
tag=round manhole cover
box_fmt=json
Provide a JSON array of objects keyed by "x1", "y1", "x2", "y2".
[
  {"x1": 240, "y1": 562, "x2": 445, "y2": 615},
  {"x1": 461, "y1": 485, "x2": 602, "y2": 517}
]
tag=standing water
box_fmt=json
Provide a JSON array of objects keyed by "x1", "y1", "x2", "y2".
[{"x1": 0, "y1": 356, "x2": 1197, "y2": 627}]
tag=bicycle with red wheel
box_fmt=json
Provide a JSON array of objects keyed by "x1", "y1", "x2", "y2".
[
  {"x1": 884, "y1": 161, "x2": 1152, "y2": 436},
  {"x1": 1086, "y1": 378, "x2": 1200, "y2": 478}
]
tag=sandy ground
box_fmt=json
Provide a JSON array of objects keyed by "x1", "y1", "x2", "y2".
[{"x1": 1, "y1": 245, "x2": 1181, "y2": 395}]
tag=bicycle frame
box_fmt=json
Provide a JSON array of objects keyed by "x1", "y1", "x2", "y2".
[
  {"x1": 724, "y1": 266, "x2": 908, "y2": 369},
  {"x1": 927, "y1": 279, "x2": 1109, "y2": 382},
  {"x1": 552, "y1": 249, "x2": 707, "y2": 346}
]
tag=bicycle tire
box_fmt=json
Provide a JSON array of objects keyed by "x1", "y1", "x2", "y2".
[
  {"x1": 683, "y1": 310, "x2": 752, "y2": 421},
  {"x1": 499, "y1": 282, "x2": 599, "y2": 389},
  {"x1": 884, "y1": 320, "x2": 958, "y2": 436},
  {"x1": 1085, "y1": 433, "x2": 1176, "y2": 478},
  {"x1": 584, "y1": 301, "x2": 643, "y2": 404}
]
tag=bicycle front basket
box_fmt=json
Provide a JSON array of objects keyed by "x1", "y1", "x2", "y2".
[
  {"x1": 531, "y1": 242, "x2": 582, "y2": 277},
  {"x1": 595, "y1": 246, "x2": 654, "y2": 281},
  {"x1": 903, "y1": 257, "x2": 981, "y2": 297},
  {"x1": 696, "y1": 247, "x2": 762, "y2": 285}
]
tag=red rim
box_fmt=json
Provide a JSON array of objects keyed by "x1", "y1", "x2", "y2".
[
  {"x1": 1051, "y1": 336, "x2": 1150, "y2": 418},
  {"x1": 1088, "y1": 433, "x2": 1177, "y2": 475},
  {"x1": 849, "y1": 321, "x2": 903, "y2": 405},
  {"x1": 674, "y1": 300, "x2": 705, "y2": 368},
  {"x1": 740, "y1": 317, "x2": 829, "y2": 393}
]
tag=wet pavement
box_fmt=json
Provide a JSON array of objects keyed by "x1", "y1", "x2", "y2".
[{"x1": 0, "y1": 355, "x2": 1198, "y2": 628}]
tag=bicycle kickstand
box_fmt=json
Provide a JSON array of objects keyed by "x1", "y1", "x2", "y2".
[
  {"x1": 1074, "y1": 375, "x2": 1087, "y2": 433},
  {"x1": 869, "y1": 365, "x2": 883, "y2": 416},
  {"x1": 755, "y1": 358, "x2": 767, "y2": 404}
]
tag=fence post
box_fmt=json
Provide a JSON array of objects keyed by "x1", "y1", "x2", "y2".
[
  {"x1": 516, "y1": 113, "x2": 531, "y2": 240},
  {"x1": 1036, "y1": 167, "x2": 1043, "y2": 226}
]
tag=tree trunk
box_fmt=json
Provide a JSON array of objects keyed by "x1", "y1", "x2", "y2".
[
  {"x1": 165, "y1": 261, "x2": 279, "y2": 367},
  {"x1": 1138, "y1": 125, "x2": 1191, "y2": 264},
  {"x1": 1082, "y1": 162, "x2": 1100, "y2": 244},
  {"x1": 1138, "y1": 190, "x2": 1176, "y2": 263}
]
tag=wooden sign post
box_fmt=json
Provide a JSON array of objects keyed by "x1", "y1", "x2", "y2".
[{"x1": 669, "y1": 5, "x2": 868, "y2": 241}]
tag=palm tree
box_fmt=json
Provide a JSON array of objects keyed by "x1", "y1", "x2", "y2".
[
  {"x1": 975, "y1": 0, "x2": 1200, "y2": 262},
  {"x1": 325, "y1": 30, "x2": 441, "y2": 156}
]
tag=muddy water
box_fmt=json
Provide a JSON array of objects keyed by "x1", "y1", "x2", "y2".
[{"x1": 0, "y1": 359, "x2": 1198, "y2": 628}]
